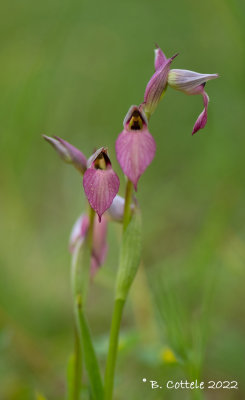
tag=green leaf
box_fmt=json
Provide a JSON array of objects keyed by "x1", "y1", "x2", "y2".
[
  {"x1": 71, "y1": 237, "x2": 91, "y2": 306},
  {"x1": 116, "y1": 209, "x2": 142, "y2": 301},
  {"x1": 67, "y1": 353, "x2": 75, "y2": 400},
  {"x1": 66, "y1": 346, "x2": 82, "y2": 400},
  {"x1": 78, "y1": 310, "x2": 104, "y2": 400}
]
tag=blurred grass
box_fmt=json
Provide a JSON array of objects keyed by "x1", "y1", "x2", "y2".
[{"x1": 0, "y1": 0, "x2": 245, "y2": 398}]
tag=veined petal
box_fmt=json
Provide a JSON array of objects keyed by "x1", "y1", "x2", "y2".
[
  {"x1": 154, "y1": 45, "x2": 167, "y2": 71},
  {"x1": 83, "y1": 168, "x2": 120, "y2": 222},
  {"x1": 168, "y1": 69, "x2": 218, "y2": 94},
  {"x1": 116, "y1": 128, "x2": 156, "y2": 190},
  {"x1": 43, "y1": 135, "x2": 87, "y2": 174},
  {"x1": 192, "y1": 89, "x2": 209, "y2": 135},
  {"x1": 91, "y1": 216, "x2": 108, "y2": 275},
  {"x1": 144, "y1": 53, "x2": 178, "y2": 118}
]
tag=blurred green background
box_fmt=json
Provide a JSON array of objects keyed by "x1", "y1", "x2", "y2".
[{"x1": 0, "y1": 0, "x2": 245, "y2": 398}]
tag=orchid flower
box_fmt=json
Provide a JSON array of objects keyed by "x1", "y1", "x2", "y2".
[
  {"x1": 43, "y1": 136, "x2": 120, "y2": 221},
  {"x1": 69, "y1": 195, "x2": 128, "y2": 275},
  {"x1": 153, "y1": 46, "x2": 218, "y2": 134},
  {"x1": 115, "y1": 105, "x2": 156, "y2": 190},
  {"x1": 69, "y1": 214, "x2": 108, "y2": 276}
]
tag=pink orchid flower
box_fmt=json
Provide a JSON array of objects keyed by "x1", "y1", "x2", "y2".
[
  {"x1": 154, "y1": 46, "x2": 218, "y2": 135},
  {"x1": 115, "y1": 105, "x2": 156, "y2": 190},
  {"x1": 44, "y1": 136, "x2": 120, "y2": 221}
]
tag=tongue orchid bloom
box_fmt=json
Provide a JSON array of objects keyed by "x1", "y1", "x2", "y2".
[
  {"x1": 168, "y1": 69, "x2": 219, "y2": 134},
  {"x1": 83, "y1": 148, "x2": 120, "y2": 222},
  {"x1": 43, "y1": 136, "x2": 120, "y2": 221},
  {"x1": 115, "y1": 105, "x2": 156, "y2": 191},
  {"x1": 152, "y1": 46, "x2": 218, "y2": 135}
]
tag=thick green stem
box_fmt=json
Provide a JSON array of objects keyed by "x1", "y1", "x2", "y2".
[
  {"x1": 123, "y1": 179, "x2": 133, "y2": 231},
  {"x1": 104, "y1": 298, "x2": 125, "y2": 400},
  {"x1": 70, "y1": 206, "x2": 103, "y2": 399}
]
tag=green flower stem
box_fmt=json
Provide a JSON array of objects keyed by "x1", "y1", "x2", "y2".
[
  {"x1": 70, "y1": 206, "x2": 103, "y2": 399},
  {"x1": 123, "y1": 179, "x2": 133, "y2": 232},
  {"x1": 77, "y1": 295, "x2": 104, "y2": 400},
  {"x1": 104, "y1": 298, "x2": 125, "y2": 400},
  {"x1": 70, "y1": 241, "x2": 84, "y2": 400},
  {"x1": 104, "y1": 179, "x2": 134, "y2": 400}
]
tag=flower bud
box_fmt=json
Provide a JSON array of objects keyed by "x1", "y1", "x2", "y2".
[{"x1": 143, "y1": 52, "x2": 178, "y2": 118}]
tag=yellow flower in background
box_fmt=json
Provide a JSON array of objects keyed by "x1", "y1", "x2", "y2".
[{"x1": 160, "y1": 347, "x2": 177, "y2": 364}]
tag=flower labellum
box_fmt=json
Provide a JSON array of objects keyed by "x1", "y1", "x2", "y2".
[
  {"x1": 143, "y1": 50, "x2": 178, "y2": 119},
  {"x1": 83, "y1": 148, "x2": 120, "y2": 222},
  {"x1": 167, "y1": 69, "x2": 219, "y2": 135},
  {"x1": 69, "y1": 214, "x2": 108, "y2": 276},
  {"x1": 116, "y1": 105, "x2": 156, "y2": 190},
  {"x1": 43, "y1": 135, "x2": 87, "y2": 173}
]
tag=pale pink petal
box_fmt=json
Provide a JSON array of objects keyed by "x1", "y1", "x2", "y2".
[
  {"x1": 107, "y1": 195, "x2": 126, "y2": 222},
  {"x1": 154, "y1": 45, "x2": 167, "y2": 71},
  {"x1": 144, "y1": 53, "x2": 178, "y2": 117},
  {"x1": 168, "y1": 69, "x2": 218, "y2": 94},
  {"x1": 83, "y1": 168, "x2": 120, "y2": 221},
  {"x1": 116, "y1": 128, "x2": 156, "y2": 190},
  {"x1": 91, "y1": 216, "x2": 108, "y2": 276}
]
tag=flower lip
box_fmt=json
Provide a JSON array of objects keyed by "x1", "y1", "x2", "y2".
[
  {"x1": 123, "y1": 105, "x2": 148, "y2": 130},
  {"x1": 84, "y1": 147, "x2": 120, "y2": 221}
]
